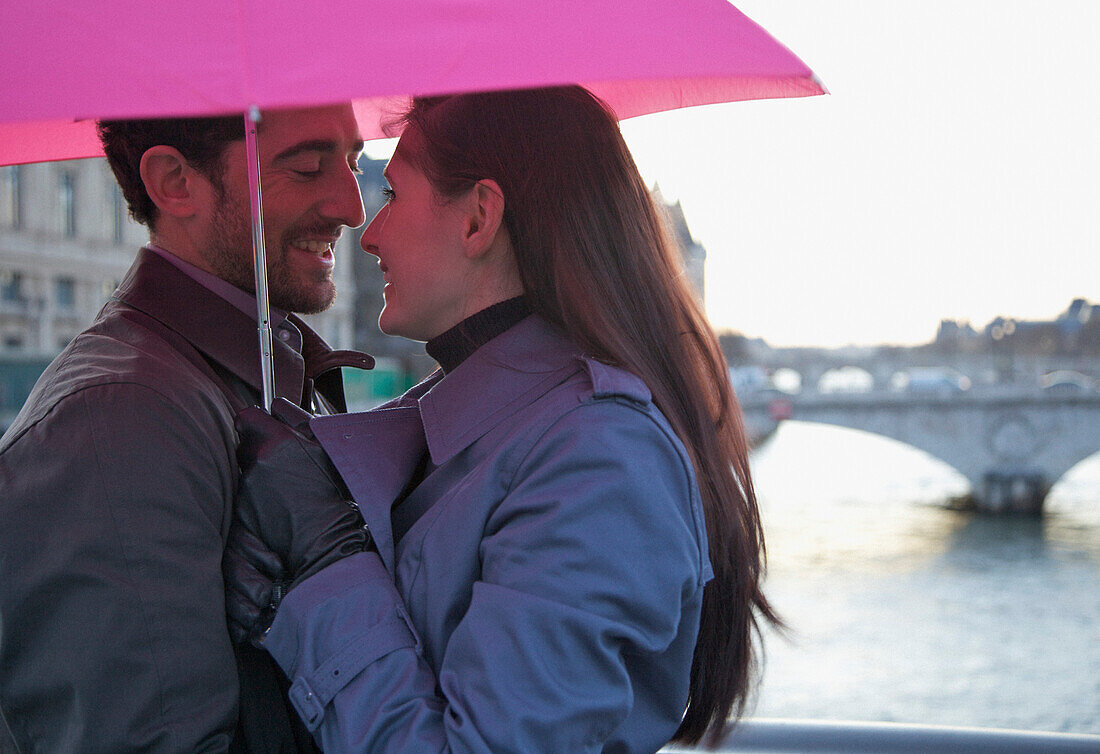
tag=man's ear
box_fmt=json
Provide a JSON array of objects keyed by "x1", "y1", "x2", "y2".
[
  {"x1": 139, "y1": 146, "x2": 204, "y2": 220},
  {"x1": 462, "y1": 179, "x2": 507, "y2": 259}
]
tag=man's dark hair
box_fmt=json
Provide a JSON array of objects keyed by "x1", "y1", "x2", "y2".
[{"x1": 96, "y1": 115, "x2": 245, "y2": 230}]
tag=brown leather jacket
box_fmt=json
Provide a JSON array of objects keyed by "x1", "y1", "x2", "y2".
[{"x1": 0, "y1": 248, "x2": 372, "y2": 753}]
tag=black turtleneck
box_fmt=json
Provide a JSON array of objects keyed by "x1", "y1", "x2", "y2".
[{"x1": 425, "y1": 297, "x2": 530, "y2": 373}]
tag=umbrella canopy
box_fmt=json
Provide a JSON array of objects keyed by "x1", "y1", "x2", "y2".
[
  {"x1": 1, "y1": 0, "x2": 823, "y2": 165},
  {"x1": 2, "y1": 1, "x2": 823, "y2": 407}
]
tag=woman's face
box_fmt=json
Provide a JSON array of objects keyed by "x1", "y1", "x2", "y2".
[{"x1": 360, "y1": 139, "x2": 472, "y2": 342}]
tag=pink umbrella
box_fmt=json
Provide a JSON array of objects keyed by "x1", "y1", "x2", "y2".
[
  {"x1": 2, "y1": 0, "x2": 824, "y2": 405},
  {"x1": 1, "y1": 1, "x2": 823, "y2": 164}
]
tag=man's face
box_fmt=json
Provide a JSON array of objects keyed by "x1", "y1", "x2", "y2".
[{"x1": 201, "y1": 104, "x2": 366, "y2": 314}]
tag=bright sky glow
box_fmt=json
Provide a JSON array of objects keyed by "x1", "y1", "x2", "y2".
[{"x1": 368, "y1": 1, "x2": 1100, "y2": 347}]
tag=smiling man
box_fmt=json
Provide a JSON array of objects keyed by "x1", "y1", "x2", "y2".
[{"x1": 0, "y1": 105, "x2": 372, "y2": 753}]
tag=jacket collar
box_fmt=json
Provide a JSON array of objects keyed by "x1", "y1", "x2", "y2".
[
  {"x1": 417, "y1": 315, "x2": 580, "y2": 466},
  {"x1": 114, "y1": 247, "x2": 372, "y2": 407}
]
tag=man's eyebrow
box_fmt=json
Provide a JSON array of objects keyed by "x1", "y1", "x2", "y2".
[{"x1": 273, "y1": 139, "x2": 365, "y2": 161}]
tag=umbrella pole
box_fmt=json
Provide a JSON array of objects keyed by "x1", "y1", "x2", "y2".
[{"x1": 244, "y1": 106, "x2": 276, "y2": 412}]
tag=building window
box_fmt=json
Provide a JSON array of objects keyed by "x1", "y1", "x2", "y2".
[
  {"x1": 1, "y1": 271, "x2": 26, "y2": 304},
  {"x1": 59, "y1": 172, "x2": 76, "y2": 237},
  {"x1": 3, "y1": 334, "x2": 24, "y2": 350},
  {"x1": 0, "y1": 166, "x2": 20, "y2": 229},
  {"x1": 55, "y1": 277, "x2": 76, "y2": 310}
]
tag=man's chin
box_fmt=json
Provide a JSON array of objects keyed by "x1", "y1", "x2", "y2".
[{"x1": 271, "y1": 283, "x2": 337, "y2": 316}]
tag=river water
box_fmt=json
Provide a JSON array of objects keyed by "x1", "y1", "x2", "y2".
[{"x1": 747, "y1": 421, "x2": 1100, "y2": 735}]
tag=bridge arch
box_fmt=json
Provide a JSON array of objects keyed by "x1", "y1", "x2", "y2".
[{"x1": 742, "y1": 391, "x2": 1100, "y2": 513}]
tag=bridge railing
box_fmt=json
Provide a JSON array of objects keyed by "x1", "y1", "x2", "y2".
[{"x1": 661, "y1": 718, "x2": 1100, "y2": 753}]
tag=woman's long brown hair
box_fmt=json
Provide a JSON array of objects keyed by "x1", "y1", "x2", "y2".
[{"x1": 398, "y1": 86, "x2": 780, "y2": 747}]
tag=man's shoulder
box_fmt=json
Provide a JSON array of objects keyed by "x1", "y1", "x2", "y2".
[
  {"x1": 55, "y1": 302, "x2": 219, "y2": 392},
  {"x1": 2, "y1": 302, "x2": 235, "y2": 449}
]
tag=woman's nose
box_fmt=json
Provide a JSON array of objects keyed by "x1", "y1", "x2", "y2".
[{"x1": 360, "y1": 206, "x2": 386, "y2": 257}]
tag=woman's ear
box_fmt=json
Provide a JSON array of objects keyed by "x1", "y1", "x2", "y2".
[
  {"x1": 463, "y1": 179, "x2": 506, "y2": 259},
  {"x1": 139, "y1": 146, "x2": 203, "y2": 220}
]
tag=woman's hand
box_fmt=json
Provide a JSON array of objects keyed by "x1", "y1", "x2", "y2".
[{"x1": 224, "y1": 398, "x2": 373, "y2": 643}]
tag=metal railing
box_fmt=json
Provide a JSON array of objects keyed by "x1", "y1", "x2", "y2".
[{"x1": 663, "y1": 718, "x2": 1100, "y2": 753}]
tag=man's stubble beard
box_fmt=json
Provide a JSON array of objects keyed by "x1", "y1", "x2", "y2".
[{"x1": 202, "y1": 184, "x2": 337, "y2": 316}]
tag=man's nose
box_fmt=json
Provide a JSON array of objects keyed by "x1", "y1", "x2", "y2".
[{"x1": 321, "y1": 165, "x2": 367, "y2": 229}]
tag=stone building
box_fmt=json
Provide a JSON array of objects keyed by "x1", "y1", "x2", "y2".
[
  {"x1": 652, "y1": 185, "x2": 706, "y2": 304},
  {"x1": 1, "y1": 160, "x2": 139, "y2": 355}
]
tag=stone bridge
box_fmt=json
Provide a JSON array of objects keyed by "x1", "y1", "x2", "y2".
[
  {"x1": 744, "y1": 350, "x2": 1100, "y2": 393},
  {"x1": 739, "y1": 388, "x2": 1100, "y2": 514}
]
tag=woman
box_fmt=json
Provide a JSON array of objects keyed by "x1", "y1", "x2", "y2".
[{"x1": 225, "y1": 85, "x2": 778, "y2": 752}]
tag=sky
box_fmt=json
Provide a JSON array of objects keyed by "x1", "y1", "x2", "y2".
[{"x1": 367, "y1": 1, "x2": 1100, "y2": 348}]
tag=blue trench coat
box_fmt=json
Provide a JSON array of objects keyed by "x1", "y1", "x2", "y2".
[{"x1": 263, "y1": 315, "x2": 713, "y2": 752}]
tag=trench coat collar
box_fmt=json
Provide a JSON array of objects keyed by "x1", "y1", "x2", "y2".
[
  {"x1": 311, "y1": 405, "x2": 426, "y2": 574},
  {"x1": 310, "y1": 315, "x2": 578, "y2": 574},
  {"x1": 114, "y1": 247, "x2": 372, "y2": 408},
  {"x1": 418, "y1": 315, "x2": 579, "y2": 466}
]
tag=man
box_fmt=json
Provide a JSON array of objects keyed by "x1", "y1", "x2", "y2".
[{"x1": 0, "y1": 104, "x2": 371, "y2": 752}]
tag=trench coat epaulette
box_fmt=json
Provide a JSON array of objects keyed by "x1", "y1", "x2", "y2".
[{"x1": 576, "y1": 356, "x2": 652, "y2": 405}]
